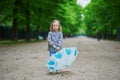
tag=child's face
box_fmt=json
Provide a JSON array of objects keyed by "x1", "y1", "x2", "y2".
[{"x1": 52, "y1": 22, "x2": 59, "y2": 31}]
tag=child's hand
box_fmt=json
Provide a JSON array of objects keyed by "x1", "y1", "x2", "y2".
[
  {"x1": 56, "y1": 47, "x2": 60, "y2": 50},
  {"x1": 53, "y1": 45, "x2": 56, "y2": 48},
  {"x1": 53, "y1": 45, "x2": 60, "y2": 50}
]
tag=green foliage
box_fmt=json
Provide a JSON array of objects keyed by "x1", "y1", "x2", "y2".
[
  {"x1": 0, "y1": 0, "x2": 83, "y2": 40},
  {"x1": 56, "y1": 1, "x2": 83, "y2": 35},
  {"x1": 84, "y1": 0, "x2": 120, "y2": 39}
]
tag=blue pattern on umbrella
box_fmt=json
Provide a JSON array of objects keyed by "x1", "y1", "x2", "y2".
[
  {"x1": 65, "y1": 48, "x2": 72, "y2": 55},
  {"x1": 49, "y1": 67, "x2": 55, "y2": 69},
  {"x1": 74, "y1": 50, "x2": 77, "y2": 56},
  {"x1": 48, "y1": 60, "x2": 55, "y2": 65},
  {"x1": 54, "y1": 52, "x2": 62, "y2": 59}
]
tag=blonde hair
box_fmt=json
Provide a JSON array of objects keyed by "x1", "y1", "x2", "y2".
[{"x1": 50, "y1": 20, "x2": 62, "y2": 32}]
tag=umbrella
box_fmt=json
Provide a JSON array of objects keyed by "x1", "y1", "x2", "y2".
[{"x1": 47, "y1": 47, "x2": 78, "y2": 71}]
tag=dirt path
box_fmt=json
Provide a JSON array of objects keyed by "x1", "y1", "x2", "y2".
[{"x1": 0, "y1": 37, "x2": 120, "y2": 80}]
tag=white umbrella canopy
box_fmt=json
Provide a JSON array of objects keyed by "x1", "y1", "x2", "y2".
[{"x1": 47, "y1": 47, "x2": 78, "y2": 71}]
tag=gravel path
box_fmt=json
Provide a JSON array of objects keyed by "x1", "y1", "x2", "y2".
[{"x1": 0, "y1": 37, "x2": 120, "y2": 80}]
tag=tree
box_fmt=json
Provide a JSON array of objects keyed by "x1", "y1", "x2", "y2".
[
  {"x1": 84, "y1": 0, "x2": 120, "y2": 40},
  {"x1": 0, "y1": 0, "x2": 83, "y2": 40}
]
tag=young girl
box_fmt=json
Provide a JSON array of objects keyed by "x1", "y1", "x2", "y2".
[{"x1": 47, "y1": 20, "x2": 63, "y2": 73}]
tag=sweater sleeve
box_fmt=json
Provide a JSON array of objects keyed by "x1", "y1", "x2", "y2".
[
  {"x1": 57, "y1": 32, "x2": 63, "y2": 47},
  {"x1": 47, "y1": 32, "x2": 53, "y2": 45}
]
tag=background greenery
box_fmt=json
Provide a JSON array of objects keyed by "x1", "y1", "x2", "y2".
[
  {"x1": 0, "y1": 0, "x2": 120, "y2": 41},
  {"x1": 84, "y1": 0, "x2": 120, "y2": 40}
]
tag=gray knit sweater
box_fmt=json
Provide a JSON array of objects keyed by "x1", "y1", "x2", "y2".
[{"x1": 47, "y1": 31, "x2": 63, "y2": 52}]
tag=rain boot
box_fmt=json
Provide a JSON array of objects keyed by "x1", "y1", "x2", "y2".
[
  {"x1": 49, "y1": 69, "x2": 54, "y2": 74},
  {"x1": 56, "y1": 70, "x2": 61, "y2": 74}
]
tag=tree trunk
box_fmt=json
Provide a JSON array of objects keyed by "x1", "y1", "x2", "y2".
[
  {"x1": 35, "y1": 25, "x2": 39, "y2": 40},
  {"x1": 110, "y1": 29, "x2": 113, "y2": 39},
  {"x1": 25, "y1": 3, "x2": 31, "y2": 41},
  {"x1": 117, "y1": 27, "x2": 120, "y2": 40},
  {"x1": 11, "y1": 0, "x2": 19, "y2": 40}
]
